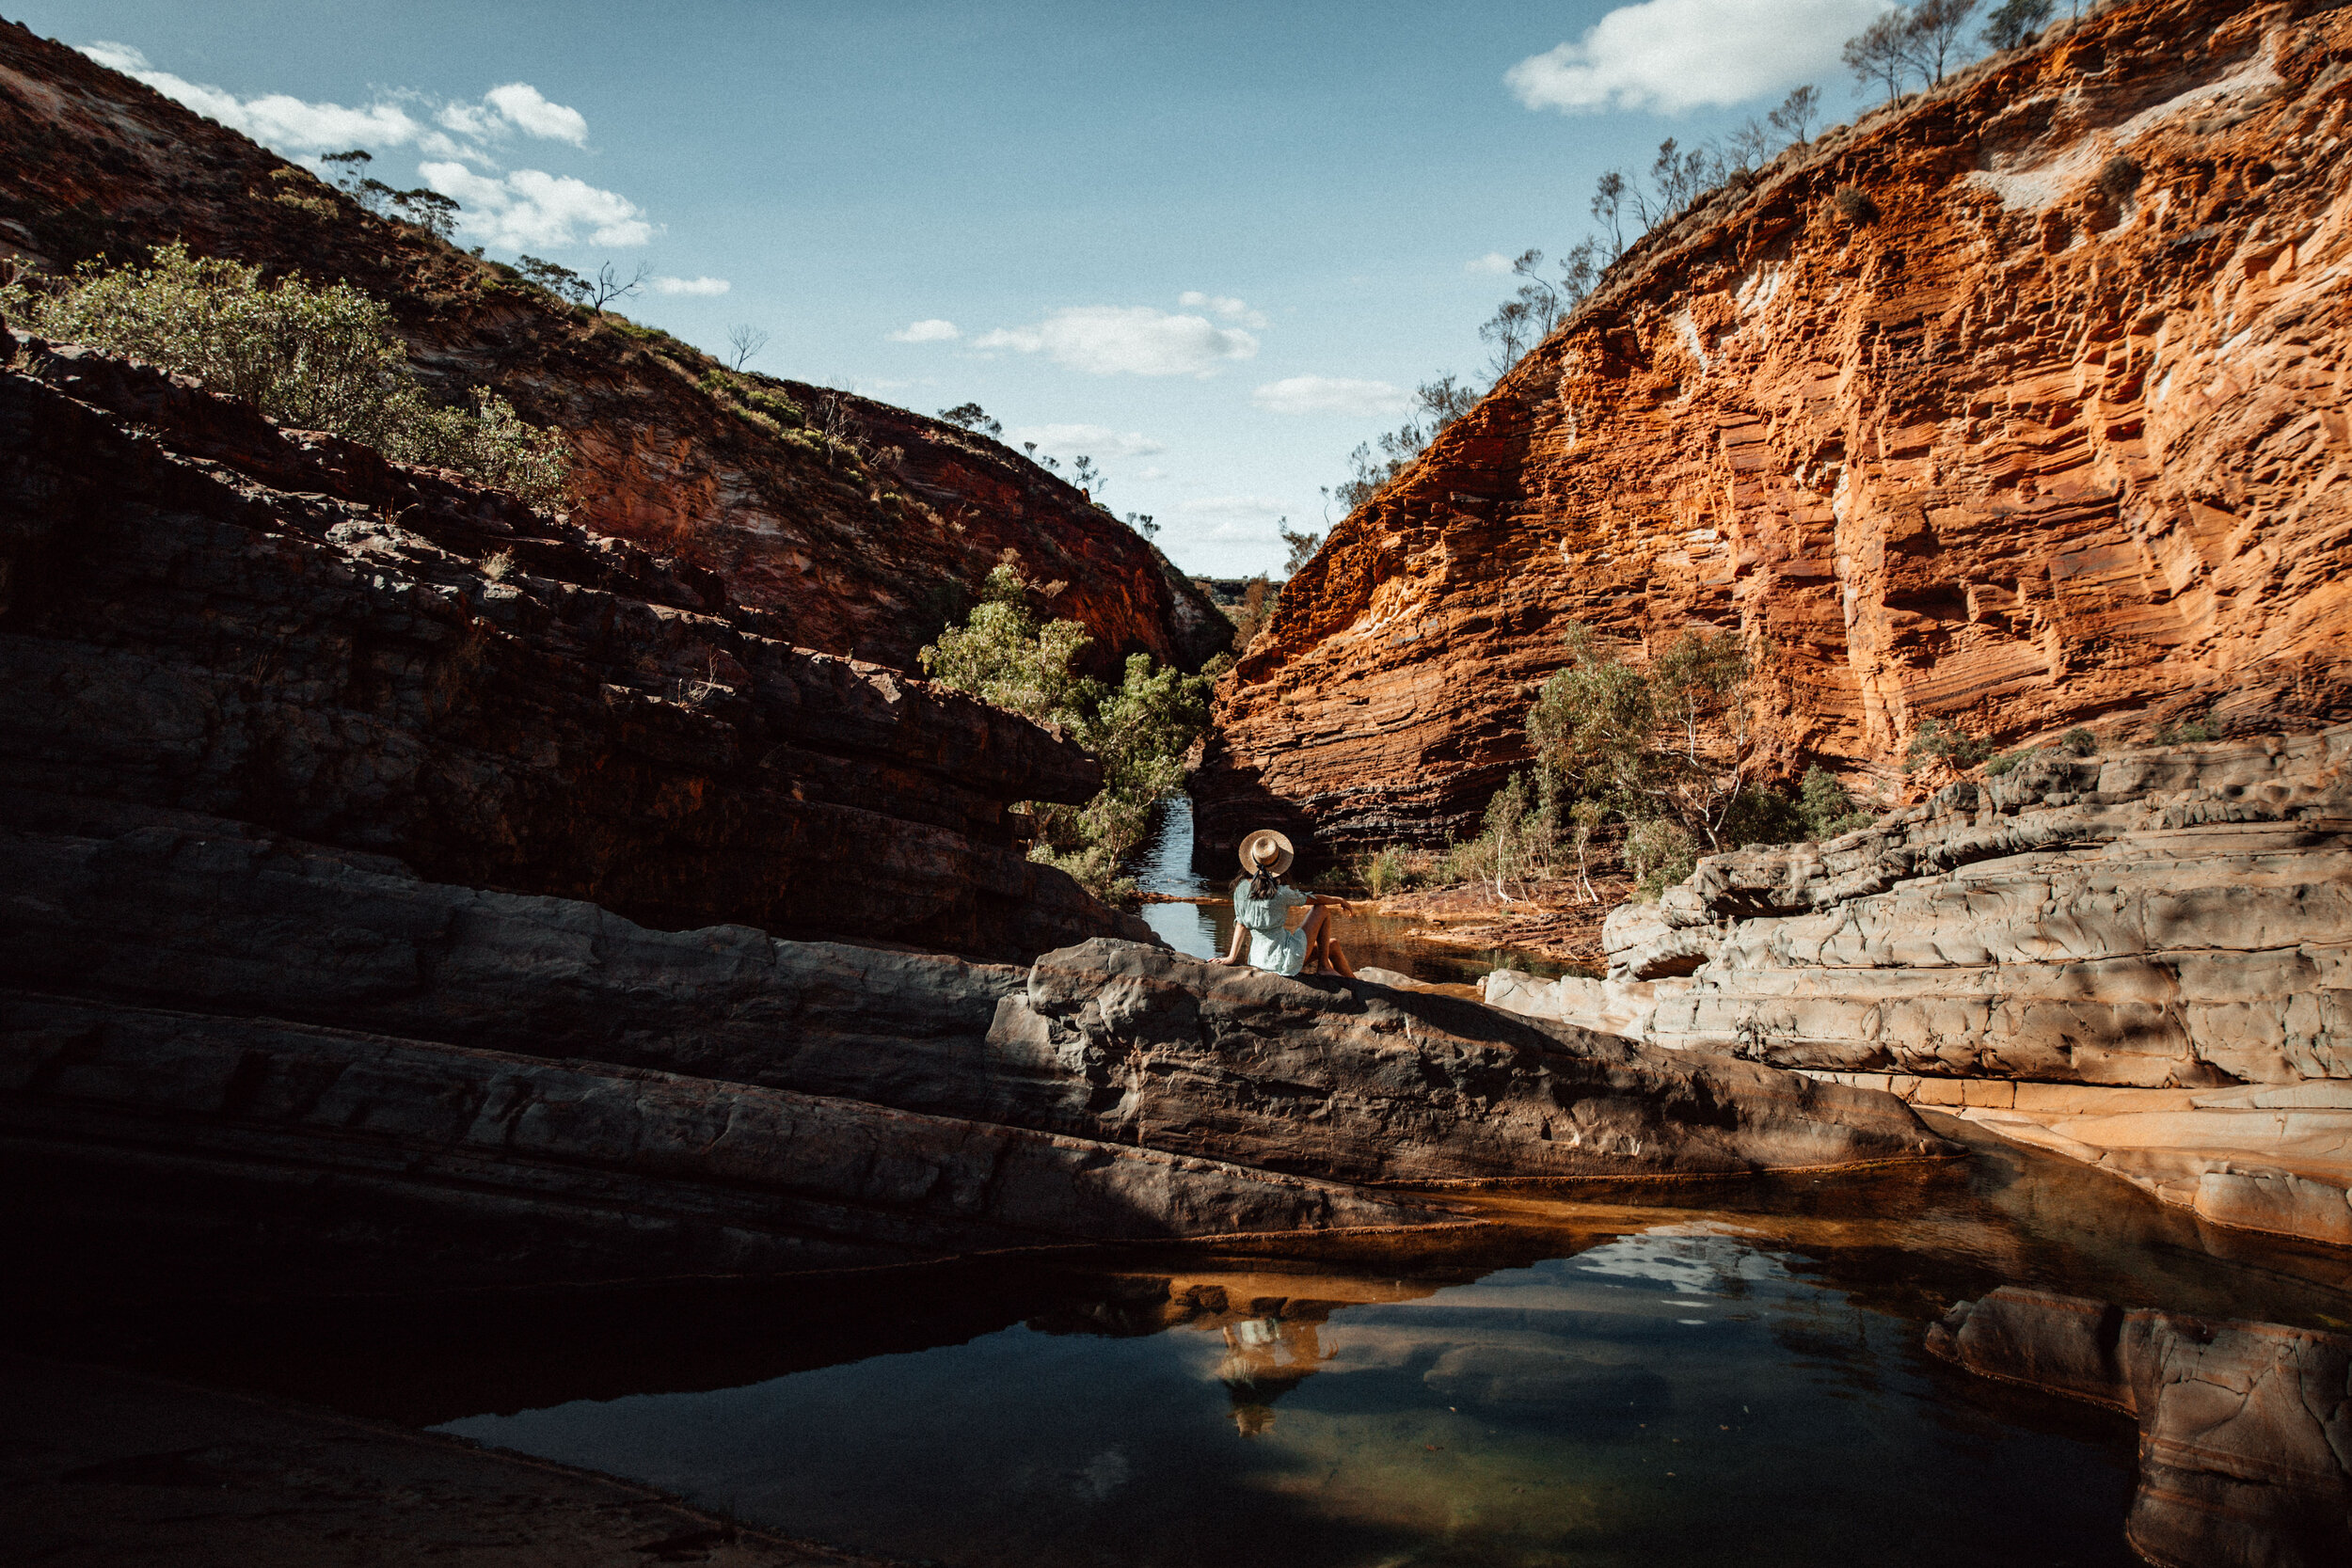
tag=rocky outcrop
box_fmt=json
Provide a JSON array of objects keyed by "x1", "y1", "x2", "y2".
[
  {"x1": 1, "y1": 1352, "x2": 899, "y2": 1567},
  {"x1": 1485, "y1": 726, "x2": 2352, "y2": 1243},
  {"x1": 1195, "y1": 0, "x2": 2352, "y2": 870},
  {"x1": 0, "y1": 808, "x2": 1955, "y2": 1298},
  {"x1": 0, "y1": 328, "x2": 1146, "y2": 959},
  {"x1": 1928, "y1": 1287, "x2": 2352, "y2": 1568},
  {"x1": 0, "y1": 19, "x2": 1227, "y2": 677}
]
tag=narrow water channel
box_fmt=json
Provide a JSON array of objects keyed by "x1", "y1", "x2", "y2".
[{"x1": 1131, "y1": 796, "x2": 1579, "y2": 986}]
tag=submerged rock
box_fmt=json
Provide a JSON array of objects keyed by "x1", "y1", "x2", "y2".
[{"x1": 1929, "y1": 1287, "x2": 2352, "y2": 1568}]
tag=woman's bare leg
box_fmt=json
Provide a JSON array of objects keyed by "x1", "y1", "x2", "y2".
[
  {"x1": 1298, "y1": 906, "x2": 1328, "y2": 970},
  {"x1": 1322, "y1": 936, "x2": 1357, "y2": 979}
]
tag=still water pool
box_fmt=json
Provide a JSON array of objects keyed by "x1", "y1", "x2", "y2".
[{"x1": 401, "y1": 1128, "x2": 2348, "y2": 1568}]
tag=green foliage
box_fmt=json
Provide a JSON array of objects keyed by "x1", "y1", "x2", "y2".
[
  {"x1": 938, "y1": 401, "x2": 1002, "y2": 437},
  {"x1": 1625, "y1": 817, "x2": 1697, "y2": 898},
  {"x1": 2154, "y1": 715, "x2": 2219, "y2": 744},
  {"x1": 2059, "y1": 727, "x2": 2099, "y2": 757},
  {"x1": 1359, "y1": 845, "x2": 1416, "y2": 897},
  {"x1": 919, "y1": 559, "x2": 1215, "y2": 901},
  {"x1": 1526, "y1": 624, "x2": 1659, "y2": 808},
  {"x1": 1904, "y1": 718, "x2": 1996, "y2": 772},
  {"x1": 1981, "y1": 0, "x2": 2053, "y2": 51},
  {"x1": 1721, "y1": 784, "x2": 1804, "y2": 847},
  {"x1": 1, "y1": 243, "x2": 567, "y2": 505},
  {"x1": 1833, "y1": 185, "x2": 1882, "y2": 225},
  {"x1": 515, "y1": 254, "x2": 590, "y2": 307},
  {"x1": 740, "y1": 385, "x2": 803, "y2": 427},
  {"x1": 1982, "y1": 750, "x2": 2024, "y2": 777},
  {"x1": 1798, "y1": 766, "x2": 1875, "y2": 838}
]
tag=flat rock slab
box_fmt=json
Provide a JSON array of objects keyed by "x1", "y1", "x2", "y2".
[{"x1": 0, "y1": 1352, "x2": 892, "y2": 1567}]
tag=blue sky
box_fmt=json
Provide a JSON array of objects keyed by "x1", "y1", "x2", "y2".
[{"x1": 12, "y1": 1, "x2": 1897, "y2": 575}]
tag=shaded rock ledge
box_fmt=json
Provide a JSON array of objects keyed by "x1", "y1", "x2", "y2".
[
  {"x1": 1929, "y1": 1287, "x2": 2352, "y2": 1568},
  {"x1": 0, "y1": 327, "x2": 1146, "y2": 961},
  {"x1": 0, "y1": 814, "x2": 1951, "y2": 1304},
  {"x1": 1485, "y1": 726, "x2": 2352, "y2": 1246}
]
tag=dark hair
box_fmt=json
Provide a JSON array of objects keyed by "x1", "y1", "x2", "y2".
[{"x1": 1241, "y1": 866, "x2": 1279, "y2": 900}]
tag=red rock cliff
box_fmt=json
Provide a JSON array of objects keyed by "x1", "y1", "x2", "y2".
[
  {"x1": 0, "y1": 20, "x2": 1229, "y2": 677},
  {"x1": 1197, "y1": 0, "x2": 2352, "y2": 870}
]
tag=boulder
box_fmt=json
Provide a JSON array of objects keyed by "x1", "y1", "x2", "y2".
[{"x1": 1930, "y1": 1287, "x2": 2352, "y2": 1568}]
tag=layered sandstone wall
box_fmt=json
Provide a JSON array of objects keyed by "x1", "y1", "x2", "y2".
[
  {"x1": 1198, "y1": 0, "x2": 2352, "y2": 870},
  {"x1": 0, "y1": 328, "x2": 1144, "y2": 959},
  {"x1": 0, "y1": 20, "x2": 1228, "y2": 676}
]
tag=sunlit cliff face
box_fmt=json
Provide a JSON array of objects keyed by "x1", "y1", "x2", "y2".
[{"x1": 1199, "y1": 0, "x2": 2352, "y2": 862}]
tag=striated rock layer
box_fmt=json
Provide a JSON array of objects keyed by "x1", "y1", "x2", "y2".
[
  {"x1": 0, "y1": 19, "x2": 1227, "y2": 676},
  {"x1": 1198, "y1": 0, "x2": 2352, "y2": 870},
  {"x1": 0, "y1": 811, "x2": 1953, "y2": 1300},
  {"x1": 1929, "y1": 1287, "x2": 2352, "y2": 1568},
  {"x1": 0, "y1": 328, "x2": 1144, "y2": 960},
  {"x1": 1486, "y1": 726, "x2": 2352, "y2": 1244}
]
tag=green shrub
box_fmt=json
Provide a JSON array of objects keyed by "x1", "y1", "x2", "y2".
[
  {"x1": 1982, "y1": 751, "x2": 2023, "y2": 777},
  {"x1": 1625, "y1": 817, "x2": 1696, "y2": 897},
  {"x1": 2154, "y1": 715, "x2": 2218, "y2": 744},
  {"x1": 919, "y1": 558, "x2": 1215, "y2": 901},
  {"x1": 1359, "y1": 845, "x2": 1415, "y2": 897},
  {"x1": 1905, "y1": 718, "x2": 1995, "y2": 772},
  {"x1": 1798, "y1": 765, "x2": 1875, "y2": 838},
  {"x1": 1721, "y1": 784, "x2": 1804, "y2": 847},
  {"x1": 2059, "y1": 727, "x2": 2098, "y2": 757},
  {"x1": 1, "y1": 243, "x2": 567, "y2": 505}
]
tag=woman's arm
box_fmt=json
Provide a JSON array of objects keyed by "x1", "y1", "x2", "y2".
[
  {"x1": 1213, "y1": 919, "x2": 1249, "y2": 966},
  {"x1": 1307, "y1": 894, "x2": 1355, "y2": 911}
]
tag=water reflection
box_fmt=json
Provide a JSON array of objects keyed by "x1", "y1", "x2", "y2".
[{"x1": 400, "y1": 1135, "x2": 2352, "y2": 1568}]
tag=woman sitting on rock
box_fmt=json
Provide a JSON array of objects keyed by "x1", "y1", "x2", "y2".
[{"x1": 1215, "y1": 829, "x2": 1357, "y2": 978}]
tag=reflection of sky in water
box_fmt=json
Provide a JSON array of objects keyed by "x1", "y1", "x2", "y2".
[{"x1": 437, "y1": 1226, "x2": 2140, "y2": 1568}]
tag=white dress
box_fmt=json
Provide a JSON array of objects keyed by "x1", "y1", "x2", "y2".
[{"x1": 1231, "y1": 879, "x2": 1311, "y2": 975}]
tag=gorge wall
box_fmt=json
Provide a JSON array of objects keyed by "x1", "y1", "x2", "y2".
[
  {"x1": 0, "y1": 327, "x2": 1140, "y2": 961},
  {"x1": 0, "y1": 18, "x2": 1228, "y2": 677},
  {"x1": 1198, "y1": 0, "x2": 2352, "y2": 869}
]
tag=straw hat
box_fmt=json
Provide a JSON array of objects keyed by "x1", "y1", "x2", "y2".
[{"x1": 1238, "y1": 828, "x2": 1295, "y2": 877}]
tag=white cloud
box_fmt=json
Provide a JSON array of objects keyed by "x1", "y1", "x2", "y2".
[
  {"x1": 888, "y1": 319, "x2": 961, "y2": 343},
  {"x1": 1136, "y1": 465, "x2": 1169, "y2": 482},
  {"x1": 85, "y1": 41, "x2": 432, "y2": 151},
  {"x1": 1178, "y1": 290, "x2": 1271, "y2": 329},
  {"x1": 975, "y1": 306, "x2": 1258, "y2": 378},
  {"x1": 1009, "y1": 423, "x2": 1167, "y2": 459},
  {"x1": 484, "y1": 82, "x2": 589, "y2": 145},
  {"x1": 1466, "y1": 250, "x2": 1516, "y2": 275},
  {"x1": 1505, "y1": 0, "x2": 1889, "y2": 114},
  {"x1": 1251, "y1": 375, "x2": 1413, "y2": 418},
  {"x1": 421, "y1": 161, "x2": 653, "y2": 248},
  {"x1": 652, "y1": 275, "x2": 730, "y2": 295},
  {"x1": 1178, "y1": 495, "x2": 1293, "y2": 539},
  {"x1": 80, "y1": 42, "x2": 593, "y2": 161}
]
